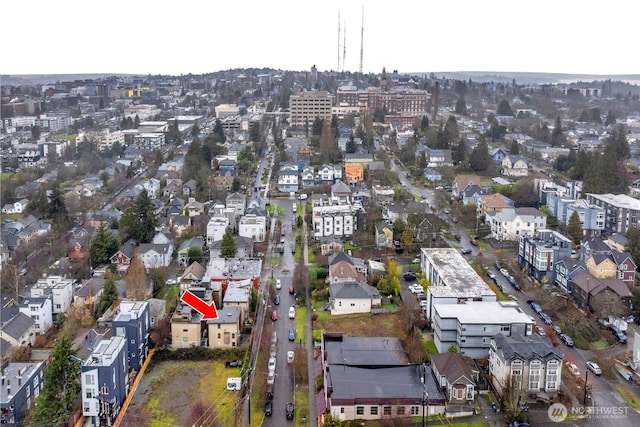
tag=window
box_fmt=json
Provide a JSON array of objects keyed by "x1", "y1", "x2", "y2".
[
  {"x1": 84, "y1": 374, "x2": 94, "y2": 385},
  {"x1": 411, "y1": 406, "x2": 420, "y2": 415},
  {"x1": 370, "y1": 406, "x2": 378, "y2": 415},
  {"x1": 30, "y1": 306, "x2": 37, "y2": 311},
  {"x1": 546, "y1": 360, "x2": 559, "y2": 390},
  {"x1": 340, "y1": 407, "x2": 345, "y2": 414},
  {"x1": 383, "y1": 406, "x2": 392, "y2": 415},
  {"x1": 397, "y1": 407, "x2": 406, "y2": 416},
  {"x1": 356, "y1": 406, "x2": 364, "y2": 415},
  {"x1": 501, "y1": 325, "x2": 510, "y2": 332},
  {"x1": 529, "y1": 360, "x2": 541, "y2": 391},
  {"x1": 183, "y1": 337, "x2": 188, "y2": 342}
]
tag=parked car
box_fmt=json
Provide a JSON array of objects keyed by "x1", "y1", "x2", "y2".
[
  {"x1": 271, "y1": 310, "x2": 278, "y2": 321},
  {"x1": 509, "y1": 421, "x2": 530, "y2": 427},
  {"x1": 499, "y1": 268, "x2": 509, "y2": 277},
  {"x1": 265, "y1": 400, "x2": 273, "y2": 416},
  {"x1": 288, "y1": 328, "x2": 295, "y2": 341},
  {"x1": 274, "y1": 295, "x2": 280, "y2": 305},
  {"x1": 289, "y1": 306, "x2": 296, "y2": 319},
  {"x1": 610, "y1": 326, "x2": 628, "y2": 343},
  {"x1": 461, "y1": 248, "x2": 472, "y2": 255},
  {"x1": 560, "y1": 333, "x2": 574, "y2": 347},
  {"x1": 551, "y1": 324, "x2": 562, "y2": 335},
  {"x1": 587, "y1": 361, "x2": 602, "y2": 375},
  {"x1": 403, "y1": 272, "x2": 416, "y2": 281},
  {"x1": 534, "y1": 325, "x2": 546, "y2": 337},
  {"x1": 225, "y1": 360, "x2": 243, "y2": 368},
  {"x1": 287, "y1": 351, "x2": 295, "y2": 364},
  {"x1": 530, "y1": 302, "x2": 543, "y2": 315},
  {"x1": 276, "y1": 279, "x2": 282, "y2": 290},
  {"x1": 540, "y1": 313, "x2": 553, "y2": 324},
  {"x1": 409, "y1": 284, "x2": 424, "y2": 294},
  {"x1": 267, "y1": 371, "x2": 275, "y2": 385},
  {"x1": 268, "y1": 356, "x2": 276, "y2": 372},
  {"x1": 486, "y1": 270, "x2": 496, "y2": 280},
  {"x1": 470, "y1": 238, "x2": 478, "y2": 246},
  {"x1": 289, "y1": 285, "x2": 294, "y2": 294},
  {"x1": 286, "y1": 402, "x2": 294, "y2": 419}
]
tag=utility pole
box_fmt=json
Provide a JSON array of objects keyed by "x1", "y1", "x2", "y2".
[
  {"x1": 421, "y1": 363, "x2": 428, "y2": 427},
  {"x1": 583, "y1": 366, "x2": 589, "y2": 405}
]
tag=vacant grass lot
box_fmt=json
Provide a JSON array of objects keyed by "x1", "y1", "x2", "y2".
[
  {"x1": 124, "y1": 360, "x2": 242, "y2": 427},
  {"x1": 313, "y1": 311, "x2": 405, "y2": 337}
]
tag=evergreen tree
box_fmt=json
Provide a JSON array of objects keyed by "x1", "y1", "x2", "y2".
[
  {"x1": 90, "y1": 222, "x2": 119, "y2": 267},
  {"x1": 566, "y1": 211, "x2": 583, "y2": 244},
  {"x1": 420, "y1": 115, "x2": 429, "y2": 131},
  {"x1": 455, "y1": 96, "x2": 467, "y2": 115},
  {"x1": 496, "y1": 99, "x2": 513, "y2": 116},
  {"x1": 510, "y1": 140, "x2": 520, "y2": 155},
  {"x1": 469, "y1": 140, "x2": 490, "y2": 172},
  {"x1": 609, "y1": 125, "x2": 630, "y2": 160},
  {"x1": 29, "y1": 336, "x2": 80, "y2": 426},
  {"x1": 453, "y1": 137, "x2": 467, "y2": 164},
  {"x1": 551, "y1": 116, "x2": 565, "y2": 147},
  {"x1": 443, "y1": 115, "x2": 459, "y2": 146},
  {"x1": 605, "y1": 110, "x2": 616, "y2": 126},
  {"x1": 119, "y1": 190, "x2": 158, "y2": 243},
  {"x1": 96, "y1": 276, "x2": 118, "y2": 316},
  {"x1": 345, "y1": 134, "x2": 357, "y2": 153},
  {"x1": 48, "y1": 186, "x2": 71, "y2": 232},
  {"x1": 187, "y1": 247, "x2": 204, "y2": 265},
  {"x1": 626, "y1": 226, "x2": 640, "y2": 271},
  {"x1": 220, "y1": 227, "x2": 237, "y2": 258}
]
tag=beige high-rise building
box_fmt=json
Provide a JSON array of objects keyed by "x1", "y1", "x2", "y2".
[{"x1": 289, "y1": 91, "x2": 333, "y2": 128}]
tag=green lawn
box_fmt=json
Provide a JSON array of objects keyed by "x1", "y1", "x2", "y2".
[
  {"x1": 591, "y1": 340, "x2": 610, "y2": 349},
  {"x1": 423, "y1": 339, "x2": 439, "y2": 355},
  {"x1": 294, "y1": 306, "x2": 307, "y2": 344},
  {"x1": 615, "y1": 384, "x2": 640, "y2": 409}
]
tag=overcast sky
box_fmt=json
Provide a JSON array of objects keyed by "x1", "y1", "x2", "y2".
[{"x1": 4, "y1": 0, "x2": 638, "y2": 76}]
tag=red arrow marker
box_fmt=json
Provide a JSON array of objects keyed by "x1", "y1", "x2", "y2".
[{"x1": 180, "y1": 290, "x2": 219, "y2": 320}]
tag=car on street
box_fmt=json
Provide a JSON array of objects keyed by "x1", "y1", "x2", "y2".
[
  {"x1": 286, "y1": 402, "x2": 294, "y2": 419},
  {"x1": 610, "y1": 326, "x2": 628, "y2": 343},
  {"x1": 461, "y1": 248, "x2": 472, "y2": 255},
  {"x1": 267, "y1": 371, "x2": 275, "y2": 385},
  {"x1": 166, "y1": 279, "x2": 177, "y2": 286},
  {"x1": 288, "y1": 328, "x2": 295, "y2": 341},
  {"x1": 271, "y1": 310, "x2": 278, "y2": 321},
  {"x1": 287, "y1": 351, "x2": 294, "y2": 364},
  {"x1": 509, "y1": 421, "x2": 530, "y2": 427},
  {"x1": 530, "y1": 302, "x2": 543, "y2": 315},
  {"x1": 586, "y1": 361, "x2": 602, "y2": 375},
  {"x1": 500, "y1": 268, "x2": 509, "y2": 277},
  {"x1": 289, "y1": 306, "x2": 296, "y2": 319},
  {"x1": 560, "y1": 333, "x2": 574, "y2": 347},
  {"x1": 265, "y1": 400, "x2": 273, "y2": 416},
  {"x1": 534, "y1": 325, "x2": 546, "y2": 336},
  {"x1": 409, "y1": 284, "x2": 423, "y2": 294},
  {"x1": 486, "y1": 270, "x2": 496, "y2": 280},
  {"x1": 275, "y1": 279, "x2": 282, "y2": 290},
  {"x1": 289, "y1": 285, "x2": 295, "y2": 294},
  {"x1": 470, "y1": 238, "x2": 478, "y2": 246},
  {"x1": 268, "y1": 356, "x2": 276, "y2": 372},
  {"x1": 540, "y1": 313, "x2": 553, "y2": 325},
  {"x1": 551, "y1": 324, "x2": 562, "y2": 335},
  {"x1": 274, "y1": 295, "x2": 280, "y2": 305},
  {"x1": 403, "y1": 272, "x2": 416, "y2": 281}
]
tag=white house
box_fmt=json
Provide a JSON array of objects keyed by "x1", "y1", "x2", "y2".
[
  {"x1": 329, "y1": 282, "x2": 381, "y2": 315},
  {"x1": 138, "y1": 243, "x2": 173, "y2": 271},
  {"x1": 486, "y1": 207, "x2": 547, "y2": 242},
  {"x1": 1, "y1": 199, "x2": 29, "y2": 214},
  {"x1": 318, "y1": 164, "x2": 335, "y2": 183},
  {"x1": 142, "y1": 178, "x2": 161, "y2": 199},
  {"x1": 30, "y1": 275, "x2": 74, "y2": 316},
  {"x1": 312, "y1": 200, "x2": 360, "y2": 239},
  {"x1": 501, "y1": 155, "x2": 529, "y2": 177},
  {"x1": 238, "y1": 214, "x2": 267, "y2": 242},
  {"x1": 225, "y1": 192, "x2": 246, "y2": 215},
  {"x1": 277, "y1": 164, "x2": 299, "y2": 193},
  {"x1": 19, "y1": 297, "x2": 53, "y2": 335},
  {"x1": 206, "y1": 216, "x2": 230, "y2": 245},
  {"x1": 489, "y1": 333, "x2": 564, "y2": 402}
]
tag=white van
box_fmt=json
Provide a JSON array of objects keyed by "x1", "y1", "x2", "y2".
[{"x1": 226, "y1": 377, "x2": 242, "y2": 391}]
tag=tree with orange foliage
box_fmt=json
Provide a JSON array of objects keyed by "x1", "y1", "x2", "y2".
[{"x1": 125, "y1": 250, "x2": 148, "y2": 300}]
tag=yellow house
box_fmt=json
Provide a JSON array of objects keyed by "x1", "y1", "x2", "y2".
[
  {"x1": 206, "y1": 306, "x2": 241, "y2": 349},
  {"x1": 344, "y1": 163, "x2": 364, "y2": 184},
  {"x1": 171, "y1": 303, "x2": 203, "y2": 348},
  {"x1": 585, "y1": 255, "x2": 617, "y2": 279}
]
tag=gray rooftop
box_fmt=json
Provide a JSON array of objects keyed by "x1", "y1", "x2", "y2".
[
  {"x1": 493, "y1": 333, "x2": 563, "y2": 362},
  {"x1": 207, "y1": 306, "x2": 240, "y2": 324},
  {"x1": 434, "y1": 301, "x2": 535, "y2": 325},
  {"x1": 0, "y1": 312, "x2": 34, "y2": 340},
  {"x1": 325, "y1": 336, "x2": 408, "y2": 367},
  {"x1": 0, "y1": 362, "x2": 44, "y2": 404},
  {"x1": 421, "y1": 248, "x2": 495, "y2": 298}
]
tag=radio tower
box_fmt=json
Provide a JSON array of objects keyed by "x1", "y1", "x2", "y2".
[
  {"x1": 342, "y1": 18, "x2": 347, "y2": 72},
  {"x1": 337, "y1": 11, "x2": 341, "y2": 72},
  {"x1": 359, "y1": 7, "x2": 364, "y2": 74}
]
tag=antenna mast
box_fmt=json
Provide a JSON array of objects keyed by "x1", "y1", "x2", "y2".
[
  {"x1": 342, "y1": 18, "x2": 347, "y2": 73},
  {"x1": 337, "y1": 11, "x2": 341, "y2": 72},
  {"x1": 359, "y1": 7, "x2": 364, "y2": 74}
]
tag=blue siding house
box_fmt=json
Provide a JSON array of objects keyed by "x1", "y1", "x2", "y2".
[
  {"x1": 0, "y1": 362, "x2": 44, "y2": 425},
  {"x1": 81, "y1": 336, "x2": 128, "y2": 426},
  {"x1": 113, "y1": 300, "x2": 151, "y2": 373}
]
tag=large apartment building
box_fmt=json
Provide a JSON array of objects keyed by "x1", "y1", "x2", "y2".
[
  {"x1": 585, "y1": 193, "x2": 640, "y2": 234},
  {"x1": 312, "y1": 200, "x2": 362, "y2": 239},
  {"x1": 289, "y1": 91, "x2": 333, "y2": 128}
]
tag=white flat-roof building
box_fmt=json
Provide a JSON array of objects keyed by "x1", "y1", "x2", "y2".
[
  {"x1": 433, "y1": 301, "x2": 534, "y2": 358},
  {"x1": 420, "y1": 248, "x2": 496, "y2": 321}
]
